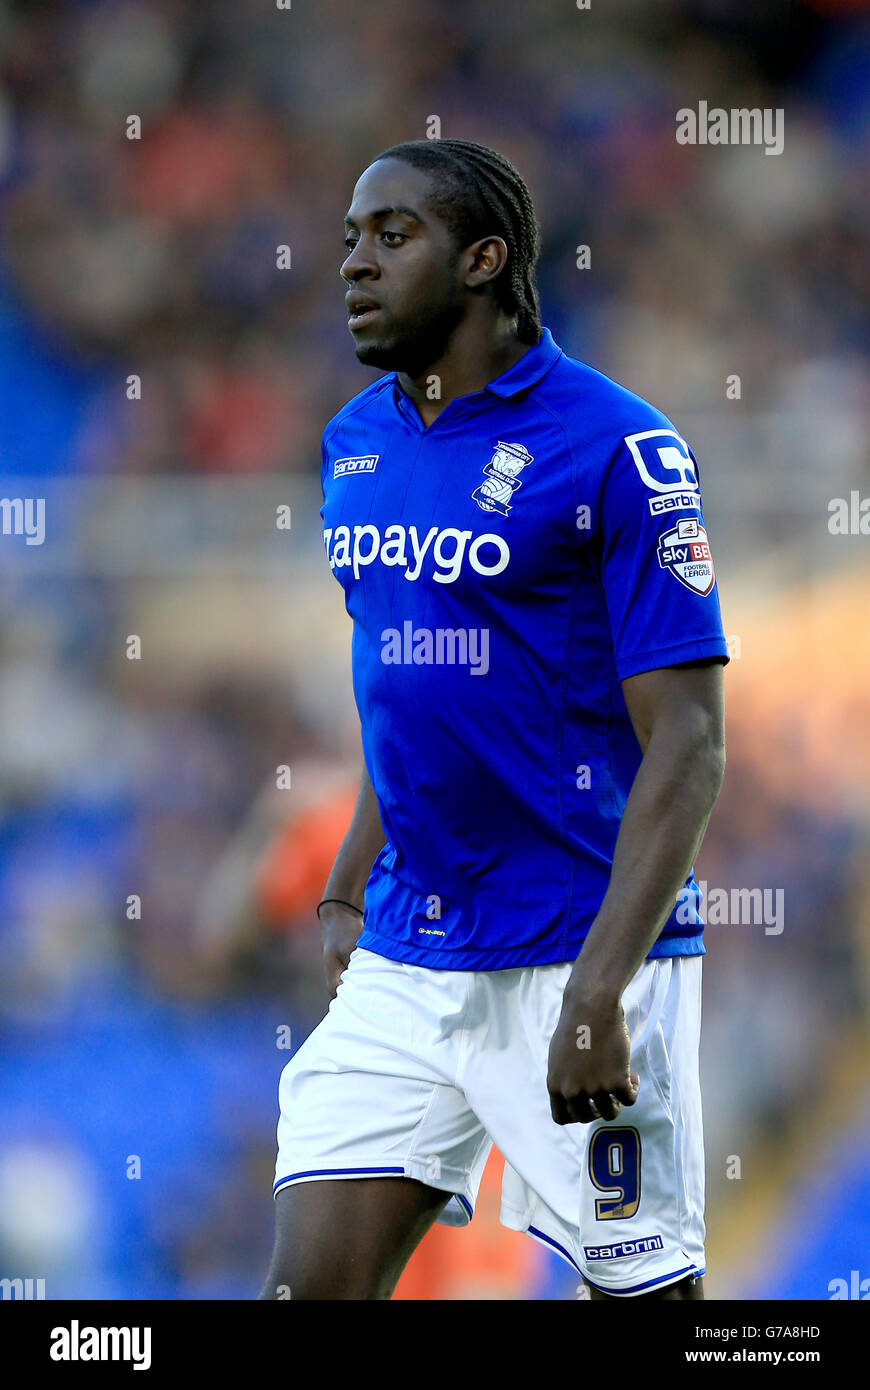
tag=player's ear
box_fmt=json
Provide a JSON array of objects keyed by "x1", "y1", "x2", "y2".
[{"x1": 464, "y1": 235, "x2": 509, "y2": 290}]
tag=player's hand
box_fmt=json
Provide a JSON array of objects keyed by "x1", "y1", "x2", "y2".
[
  {"x1": 320, "y1": 901, "x2": 364, "y2": 998},
  {"x1": 546, "y1": 988, "x2": 639, "y2": 1125}
]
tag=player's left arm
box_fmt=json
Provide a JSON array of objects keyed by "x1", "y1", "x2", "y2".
[{"x1": 547, "y1": 658, "x2": 725, "y2": 1125}]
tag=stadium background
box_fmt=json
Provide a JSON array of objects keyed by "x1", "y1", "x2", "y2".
[{"x1": 0, "y1": 0, "x2": 868, "y2": 1300}]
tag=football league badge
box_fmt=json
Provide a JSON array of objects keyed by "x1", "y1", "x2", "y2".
[
  {"x1": 656, "y1": 516, "x2": 715, "y2": 595},
  {"x1": 472, "y1": 441, "x2": 533, "y2": 515}
]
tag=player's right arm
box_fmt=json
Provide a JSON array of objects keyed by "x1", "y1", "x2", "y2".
[{"x1": 320, "y1": 764, "x2": 386, "y2": 997}]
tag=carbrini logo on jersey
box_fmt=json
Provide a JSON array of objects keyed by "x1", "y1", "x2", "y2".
[
  {"x1": 333, "y1": 454, "x2": 379, "y2": 478},
  {"x1": 323, "y1": 523, "x2": 510, "y2": 584}
]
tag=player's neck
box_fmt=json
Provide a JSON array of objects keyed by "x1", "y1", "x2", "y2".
[{"x1": 396, "y1": 316, "x2": 530, "y2": 428}]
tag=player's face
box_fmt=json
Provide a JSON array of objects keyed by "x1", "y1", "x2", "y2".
[{"x1": 341, "y1": 159, "x2": 466, "y2": 375}]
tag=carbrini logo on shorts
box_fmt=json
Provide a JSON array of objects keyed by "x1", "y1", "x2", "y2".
[{"x1": 584, "y1": 1235, "x2": 665, "y2": 1261}]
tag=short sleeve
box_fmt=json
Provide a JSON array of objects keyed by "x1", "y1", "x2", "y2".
[{"x1": 595, "y1": 423, "x2": 729, "y2": 681}]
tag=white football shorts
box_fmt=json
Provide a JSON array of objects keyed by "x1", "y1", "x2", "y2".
[{"x1": 272, "y1": 946, "x2": 705, "y2": 1296}]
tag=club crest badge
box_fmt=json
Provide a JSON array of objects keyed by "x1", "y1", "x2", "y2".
[
  {"x1": 656, "y1": 517, "x2": 715, "y2": 595},
  {"x1": 471, "y1": 441, "x2": 533, "y2": 515}
]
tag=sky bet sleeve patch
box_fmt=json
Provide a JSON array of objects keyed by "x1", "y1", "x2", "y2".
[{"x1": 656, "y1": 517, "x2": 716, "y2": 596}]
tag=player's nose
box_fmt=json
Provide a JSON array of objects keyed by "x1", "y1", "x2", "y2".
[{"x1": 340, "y1": 240, "x2": 379, "y2": 285}]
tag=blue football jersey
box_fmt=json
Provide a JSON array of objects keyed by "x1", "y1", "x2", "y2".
[{"x1": 320, "y1": 328, "x2": 728, "y2": 970}]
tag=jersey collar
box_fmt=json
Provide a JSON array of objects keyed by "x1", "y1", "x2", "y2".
[
  {"x1": 482, "y1": 326, "x2": 563, "y2": 397},
  {"x1": 390, "y1": 325, "x2": 563, "y2": 422}
]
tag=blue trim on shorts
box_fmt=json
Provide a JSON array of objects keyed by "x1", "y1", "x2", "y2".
[
  {"x1": 528, "y1": 1225, "x2": 582, "y2": 1272},
  {"x1": 583, "y1": 1264, "x2": 705, "y2": 1296},
  {"x1": 272, "y1": 1166, "x2": 474, "y2": 1222},
  {"x1": 273, "y1": 1165, "x2": 404, "y2": 1194}
]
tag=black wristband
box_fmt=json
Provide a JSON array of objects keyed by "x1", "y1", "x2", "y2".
[{"x1": 316, "y1": 897, "x2": 363, "y2": 920}]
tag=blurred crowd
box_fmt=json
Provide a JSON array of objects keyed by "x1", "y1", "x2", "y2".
[
  {"x1": 2, "y1": 0, "x2": 870, "y2": 479},
  {"x1": 0, "y1": 0, "x2": 869, "y2": 1299}
]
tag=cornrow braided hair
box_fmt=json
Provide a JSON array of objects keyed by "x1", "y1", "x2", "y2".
[{"x1": 375, "y1": 138, "x2": 543, "y2": 345}]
